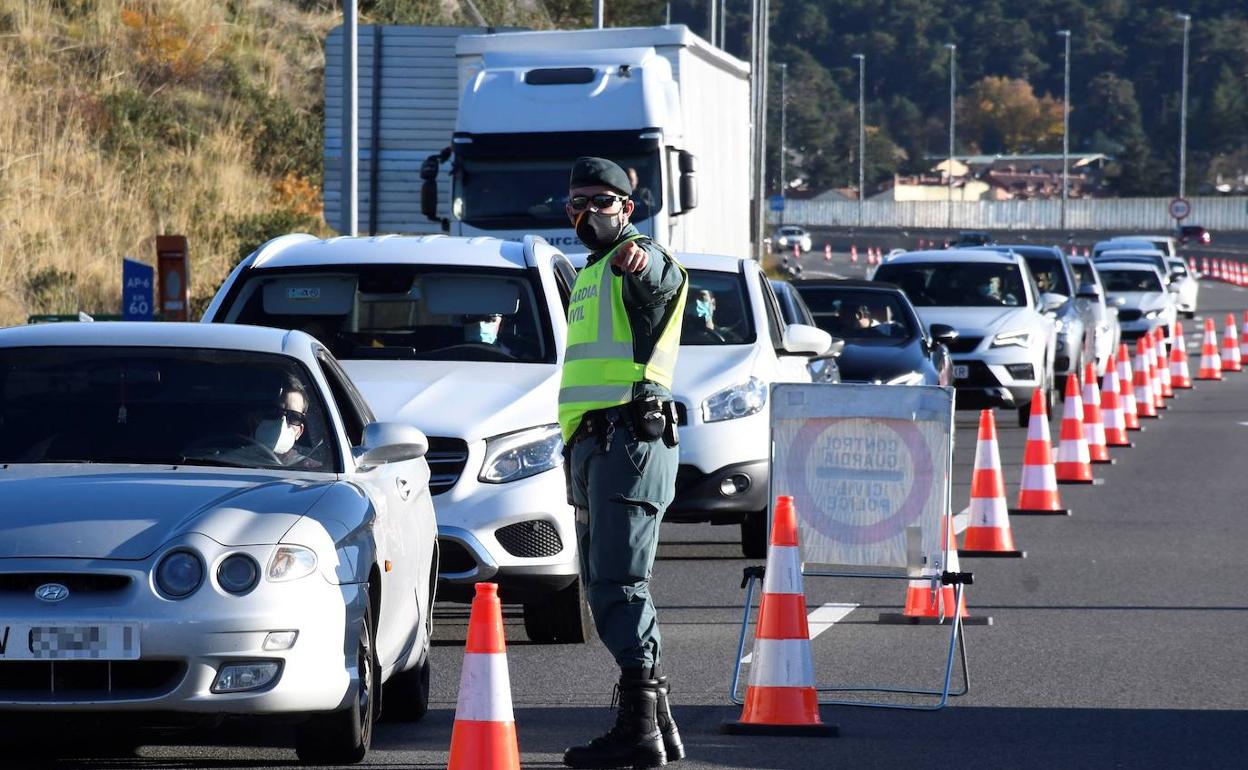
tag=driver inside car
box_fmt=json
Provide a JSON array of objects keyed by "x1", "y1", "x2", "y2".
[{"x1": 245, "y1": 378, "x2": 322, "y2": 469}]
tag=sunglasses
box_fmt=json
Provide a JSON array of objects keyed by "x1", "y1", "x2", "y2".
[
  {"x1": 261, "y1": 406, "x2": 306, "y2": 427},
  {"x1": 568, "y1": 193, "x2": 628, "y2": 212}
]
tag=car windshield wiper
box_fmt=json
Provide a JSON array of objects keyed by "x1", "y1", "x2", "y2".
[{"x1": 177, "y1": 455, "x2": 260, "y2": 469}]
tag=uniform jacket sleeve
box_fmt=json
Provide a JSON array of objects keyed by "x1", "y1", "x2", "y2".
[{"x1": 621, "y1": 240, "x2": 683, "y2": 310}]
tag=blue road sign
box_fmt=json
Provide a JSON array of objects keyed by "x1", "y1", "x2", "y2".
[
  {"x1": 122, "y1": 257, "x2": 154, "y2": 321},
  {"x1": 769, "y1": 194, "x2": 786, "y2": 212}
]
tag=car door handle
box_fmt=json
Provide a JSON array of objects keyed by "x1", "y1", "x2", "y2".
[{"x1": 396, "y1": 477, "x2": 412, "y2": 501}]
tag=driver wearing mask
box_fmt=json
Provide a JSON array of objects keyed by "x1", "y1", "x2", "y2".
[
  {"x1": 692, "y1": 289, "x2": 717, "y2": 332},
  {"x1": 464, "y1": 313, "x2": 504, "y2": 345},
  {"x1": 251, "y1": 377, "x2": 316, "y2": 468}
]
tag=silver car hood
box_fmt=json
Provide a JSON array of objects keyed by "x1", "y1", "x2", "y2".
[{"x1": 0, "y1": 468, "x2": 330, "y2": 559}]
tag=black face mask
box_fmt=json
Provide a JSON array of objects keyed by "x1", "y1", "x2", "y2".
[{"x1": 575, "y1": 210, "x2": 624, "y2": 252}]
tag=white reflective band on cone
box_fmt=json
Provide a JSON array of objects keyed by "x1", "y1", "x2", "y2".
[
  {"x1": 1027, "y1": 417, "x2": 1050, "y2": 441},
  {"x1": 746, "y1": 639, "x2": 816, "y2": 687},
  {"x1": 454, "y1": 653, "x2": 515, "y2": 722},
  {"x1": 762, "y1": 545, "x2": 802, "y2": 595},
  {"x1": 974, "y1": 439, "x2": 1001, "y2": 469},
  {"x1": 968, "y1": 497, "x2": 1009, "y2": 527},
  {"x1": 1021, "y1": 465, "x2": 1057, "y2": 490}
]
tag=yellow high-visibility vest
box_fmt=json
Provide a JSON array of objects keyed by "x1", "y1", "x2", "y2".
[{"x1": 558, "y1": 236, "x2": 688, "y2": 442}]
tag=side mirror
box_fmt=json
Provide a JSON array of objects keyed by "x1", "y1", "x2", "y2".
[
  {"x1": 420, "y1": 155, "x2": 440, "y2": 222},
  {"x1": 1040, "y1": 292, "x2": 1068, "y2": 313},
  {"x1": 781, "y1": 323, "x2": 832, "y2": 357},
  {"x1": 678, "y1": 150, "x2": 698, "y2": 213},
  {"x1": 355, "y1": 422, "x2": 429, "y2": 470},
  {"x1": 1111, "y1": 295, "x2": 1127, "y2": 307},
  {"x1": 1076, "y1": 282, "x2": 1101, "y2": 300},
  {"x1": 814, "y1": 336, "x2": 846, "y2": 358},
  {"x1": 929, "y1": 323, "x2": 959, "y2": 343}
]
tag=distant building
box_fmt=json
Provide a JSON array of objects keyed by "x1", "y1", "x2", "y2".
[{"x1": 917, "y1": 153, "x2": 1110, "y2": 200}]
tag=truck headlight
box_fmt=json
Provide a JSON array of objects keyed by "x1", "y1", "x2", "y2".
[
  {"x1": 479, "y1": 424, "x2": 563, "y2": 484},
  {"x1": 991, "y1": 329, "x2": 1032, "y2": 348},
  {"x1": 885, "y1": 371, "x2": 925, "y2": 386},
  {"x1": 702, "y1": 377, "x2": 768, "y2": 422}
]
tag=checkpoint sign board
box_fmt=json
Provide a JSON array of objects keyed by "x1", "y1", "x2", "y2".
[
  {"x1": 1169, "y1": 197, "x2": 1191, "y2": 221},
  {"x1": 770, "y1": 383, "x2": 955, "y2": 575},
  {"x1": 122, "y1": 258, "x2": 154, "y2": 321}
]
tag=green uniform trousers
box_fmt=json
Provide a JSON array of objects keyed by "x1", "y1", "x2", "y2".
[{"x1": 569, "y1": 425, "x2": 678, "y2": 669}]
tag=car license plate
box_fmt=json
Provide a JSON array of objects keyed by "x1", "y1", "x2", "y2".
[
  {"x1": 0, "y1": 623, "x2": 140, "y2": 660},
  {"x1": 953, "y1": 365, "x2": 970, "y2": 380}
]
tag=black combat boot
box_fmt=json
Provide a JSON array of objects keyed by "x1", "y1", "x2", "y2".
[
  {"x1": 653, "y1": 675, "x2": 684, "y2": 762},
  {"x1": 563, "y1": 669, "x2": 667, "y2": 769}
]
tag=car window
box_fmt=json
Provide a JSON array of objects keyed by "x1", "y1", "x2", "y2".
[
  {"x1": 873, "y1": 262, "x2": 1026, "y2": 307},
  {"x1": 1101, "y1": 269, "x2": 1163, "y2": 293},
  {"x1": 0, "y1": 346, "x2": 339, "y2": 473},
  {"x1": 222, "y1": 265, "x2": 554, "y2": 364},
  {"x1": 796, "y1": 287, "x2": 915, "y2": 343},
  {"x1": 316, "y1": 350, "x2": 373, "y2": 447},
  {"x1": 551, "y1": 255, "x2": 575, "y2": 312},
  {"x1": 681, "y1": 268, "x2": 757, "y2": 345},
  {"x1": 1022, "y1": 256, "x2": 1072, "y2": 296},
  {"x1": 1168, "y1": 261, "x2": 1189, "y2": 278},
  {"x1": 757, "y1": 274, "x2": 787, "y2": 349},
  {"x1": 1070, "y1": 262, "x2": 1095, "y2": 288}
]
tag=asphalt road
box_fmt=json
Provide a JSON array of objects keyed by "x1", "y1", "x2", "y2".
[{"x1": 22, "y1": 279, "x2": 1248, "y2": 770}]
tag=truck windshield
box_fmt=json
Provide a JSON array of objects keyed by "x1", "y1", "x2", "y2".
[
  {"x1": 223, "y1": 266, "x2": 554, "y2": 364},
  {"x1": 457, "y1": 154, "x2": 662, "y2": 228}
]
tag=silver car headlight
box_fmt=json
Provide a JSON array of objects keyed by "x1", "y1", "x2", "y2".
[
  {"x1": 479, "y1": 424, "x2": 563, "y2": 484},
  {"x1": 991, "y1": 329, "x2": 1032, "y2": 348},
  {"x1": 1144, "y1": 309, "x2": 1163, "y2": 320},
  {"x1": 267, "y1": 545, "x2": 317, "y2": 582},
  {"x1": 703, "y1": 376, "x2": 768, "y2": 422},
  {"x1": 217, "y1": 554, "x2": 260, "y2": 595},
  {"x1": 885, "y1": 371, "x2": 925, "y2": 386},
  {"x1": 155, "y1": 550, "x2": 204, "y2": 599}
]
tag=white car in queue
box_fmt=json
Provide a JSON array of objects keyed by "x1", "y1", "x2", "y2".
[
  {"x1": 568, "y1": 251, "x2": 833, "y2": 558},
  {"x1": 872, "y1": 249, "x2": 1059, "y2": 428},
  {"x1": 0, "y1": 322, "x2": 436, "y2": 764},
  {"x1": 1094, "y1": 261, "x2": 1178, "y2": 343},
  {"x1": 204, "y1": 234, "x2": 591, "y2": 644},
  {"x1": 1166, "y1": 257, "x2": 1200, "y2": 319}
]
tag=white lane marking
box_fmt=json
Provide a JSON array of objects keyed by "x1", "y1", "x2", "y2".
[
  {"x1": 1238, "y1": 422, "x2": 1248, "y2": 427},
  {"x1": 740, "y1": 602, "x2": 858, "y2": 664}
]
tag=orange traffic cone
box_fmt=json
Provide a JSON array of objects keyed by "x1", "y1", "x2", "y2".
[
  {"x1": 1134, "y1": 339, "x2": 1158, "y2": 418},
  {"x1": 1081, "y1": 361, "x2": 1112, "y2": 464},
  {"x1": 448, "y1": 583, "x2": 520, "y2": 770},
  {"x1": 961, "y1": 410, "x2": 1026, "y2": 558},
  {"x1": 725, "y1": 496, "x2": 835, "y2": 736},
  {"x1": 1101, "y1": 351, "x2": 1132, "y2": 447},
  {"x1": 1170, "y1": 321, "x2": 1193, "y2": 389},
  {"x1": 1011, "y1": 390, "x2": 1070, "y2": 516},
  {"x1": 850, "y1": 244, "x2": 858, "y2": 263},
  {"x1": 1241, "y1": 312, "x2": 1248, "y2": 360},
  {"x1": 1222, "y1": 313, "x2": 1242, "y2": 372},
  {"x1": 1055, "y1": 373, "x2": 1096, "y2": 484},
  {"x1": 1117, "y1": 344, "x2": 1141, "y2": 430},
  {"x1": 1145, "y1": 333, "x2": 1166, "y2": 410},
  {"x1": 882, "y1": 517, "x2": 990, "y2": 625},
  {"x1": 1198, "y1": 318, "x2": 1223, "y2": 380},
  {"x1": 1153, "y1": 328, "x2": 1174, "y2": 398},
  {"x1": 824, "y1": 243, "x2": 832, "y2": 262}
]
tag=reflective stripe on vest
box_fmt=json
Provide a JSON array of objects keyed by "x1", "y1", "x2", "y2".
[{"x1": 558, "y1": 237, "x2": 688, "y2": 442}]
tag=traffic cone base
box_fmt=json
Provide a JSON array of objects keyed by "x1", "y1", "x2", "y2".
[
  {"x1": 1009, "y1": 506, "x2": 1071, "y2": 516},
  {"x1": 877, "y1": 580, "x2": 993, "y2": 625},
  {"x1": 961, "y1": 526, "x2": 1026, "y2": 557}
]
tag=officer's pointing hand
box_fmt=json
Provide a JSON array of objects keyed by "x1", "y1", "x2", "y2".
[{"x1": 611, "y1": 241, "x2": 649, "y2": 274}]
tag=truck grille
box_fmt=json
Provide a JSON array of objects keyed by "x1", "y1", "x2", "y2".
[
  {"x1": 495, "y1": 520, "x2": 563, "y2": 558},
  {"x1": 426, "y1": 437, "x2": 470, "y2": 495},
  {"x1": 943, "y1": 336, "x2": 983, "y2": 354},
  {"x1": 0, "y1": 661, "x2": 185, "y2": 701},
  {"x1": 0, "y1": 573, "x2": 131, "y2": 595}
]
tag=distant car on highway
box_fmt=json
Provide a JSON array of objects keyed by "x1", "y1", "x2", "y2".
[
  {"x1": 873, "y1": 249, "x2": 1059, "y2": 427},
  {"x1": 954, "y1": 230, "x2": 994, "y2": 247},
  {"x1": 204, "y1": 234, "x2": 591, "y2": 644},
  {"x1": 769, "y1": 279, "x2": 844, "y2": 384},
  {"x1": 1096, "y1": 261, "x2": 1177, "y2": 342},
  {"x1": 1093, "y1": 249, "x2": 1173, "y2": 285},
  {"x1": 771, "y1": 225, "x2": 813, "y2": 253},
  {"x1": 793, "y1": 278, "x2": 954, "y2": 387},
  {"x1": 1166, "y1": 257, "x2": 1199, "y2": 319},
  {"x1": 1112, "y1": 234, "x2": 1178, "y2": 258},
  {"x1": 1093, "y1": 239, "x2": 1154, "y2": 259},
  {"x1": 0, "y1": 322, "x2": 438, "y2": 764},
  {"x1": 1068, "y1": 255, "x2": 1122, "y2": 374},
  {"x1": 1177, "y1": 224, "x2": 1212, "y2": 245}
]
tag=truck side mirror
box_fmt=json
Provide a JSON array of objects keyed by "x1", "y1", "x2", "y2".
[
  {"x1": 678, "y1": 150, "x2": 698, "y2": 213},
  {"x1": 420, "y1": 155, "x2": 440, "y2": 222}
]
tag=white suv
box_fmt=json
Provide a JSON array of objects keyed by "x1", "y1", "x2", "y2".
[
  {"x1": 873, "y1": 249, "x2": 1059, "y2": 428},
  {"x1": 203, "y1": 234, "x2": 590, "y2": 643}
]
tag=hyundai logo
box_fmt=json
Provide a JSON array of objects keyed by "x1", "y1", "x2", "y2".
[{"x1": 35, "y1": 583, "x2": 70, "y2": 603}]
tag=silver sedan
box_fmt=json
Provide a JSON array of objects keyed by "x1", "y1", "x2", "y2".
[{"x1": 0, "y1": 322, "x2": 438, "y2": 764}]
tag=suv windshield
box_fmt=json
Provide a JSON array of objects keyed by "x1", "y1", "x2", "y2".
[
  {"x1": 224, "y1": 266, "x2": 553, "y2": 363},
  {"x1": 873, "y1": 262, "x2": 1027, "y2": 307},
  {"x1": 456, "y1": 154, "x2": 662, "y2": 228},
  {"x1": 1100, "y1": 269, "x2": 1162, "y2": 293},
  {"x1": 796, "y1": 288, "x2": 915, "y2": 342},
  {"x1": 1021, "y1": 256, "x2": 1072, "y2": 296},
  {"x1": 0, "y1": 347, "x2": 336, "y2": 472},
  {"x1": 681, "y1": 269, "x2": 756, "y2": 345}
]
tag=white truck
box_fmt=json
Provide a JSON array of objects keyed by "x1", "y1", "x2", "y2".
[{"x1": 417, "y1": 25, "x2": 752, "y2": 256}]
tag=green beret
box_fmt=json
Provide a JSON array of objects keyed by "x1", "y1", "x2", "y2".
[{"x1": 569, "y1": 156, "x2": 632, "y2": 195}]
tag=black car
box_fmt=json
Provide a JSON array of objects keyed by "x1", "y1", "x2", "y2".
[
  {"x1": 1177, "y1": 224, "x2": 1212, "y2": 245},
  {"x1": 768, "y1": 279, "x2": 843, "y2": 383},
  {"x1": 791, "y1": 279, "x2": 954, "y2": 386},
  {"x1": 954, "y1": 230, "x2": 994, "y2": 247}
]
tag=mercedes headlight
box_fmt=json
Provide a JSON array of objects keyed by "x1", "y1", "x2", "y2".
[
  {"x1": 479, "y1": 424, "x2": 563, "y2": 484},
  {"x1": 991, "y1": 329, "x2": 1032, "y2": 348},
  {"x1": 702, "y1": 377, "x2": 768, "y2": 422},
  {"x1": 1143, "y1": 309, "x2": 1163, "y2": 320},
  {"x1": 267, "y1": 545, "x2": 317, "y2": 582},
  {"x1": 885, "y1": 371, "x2": 925, "y2": 386},
  {"x1": 155, "y1": 550, "x2": 203, "y2": 599}
]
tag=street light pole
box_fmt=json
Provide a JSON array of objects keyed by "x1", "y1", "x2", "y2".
[
  {"x1": 1176, "y1": 13, "x2": 1191, "y2": 199},
  {"x1": 780, "y1": 63, "x2": 787, "y2": 201},
  {"x1": 852, "y1": 54, "x2": 865, "y2": 228},
  {"x1": 1058, "y1": 30, "x2": 1071, "y2": 232},
  {"x1": 946, "y1": 43, "x2": 956, "y2": 230}
]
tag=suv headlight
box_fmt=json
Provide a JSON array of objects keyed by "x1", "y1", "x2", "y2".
[
  {"x1": 479, "y1": 424, "x2": 563, "y2": 484},
  {"x1": 702, "y1": 377, "x2": 768, "y2": 422},
  {"x1": 991, "y1": 329, "x2": 1032, "y2": 348},
  {"x1": 885, "y1": 371, "x2": 925, "y2": 386}
]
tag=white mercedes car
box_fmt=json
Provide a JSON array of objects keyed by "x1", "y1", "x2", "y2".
[
  {"x1": 873, "y1": 249, "x2": 1059, "y2": 427},
  {"x1": 1095, "y1": 262, "x2": 1178, "y2": 342},
  {"x1": 1166, "y1": 257, "x2": 1199, "y2": 319},
  {"x1": 0, "y1": 323, "x2": 437, "y2": 764}
]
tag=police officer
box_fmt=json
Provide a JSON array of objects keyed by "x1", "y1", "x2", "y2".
[{"x1": 559, "y1": 157, "x2": 688, "y2": 769}]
